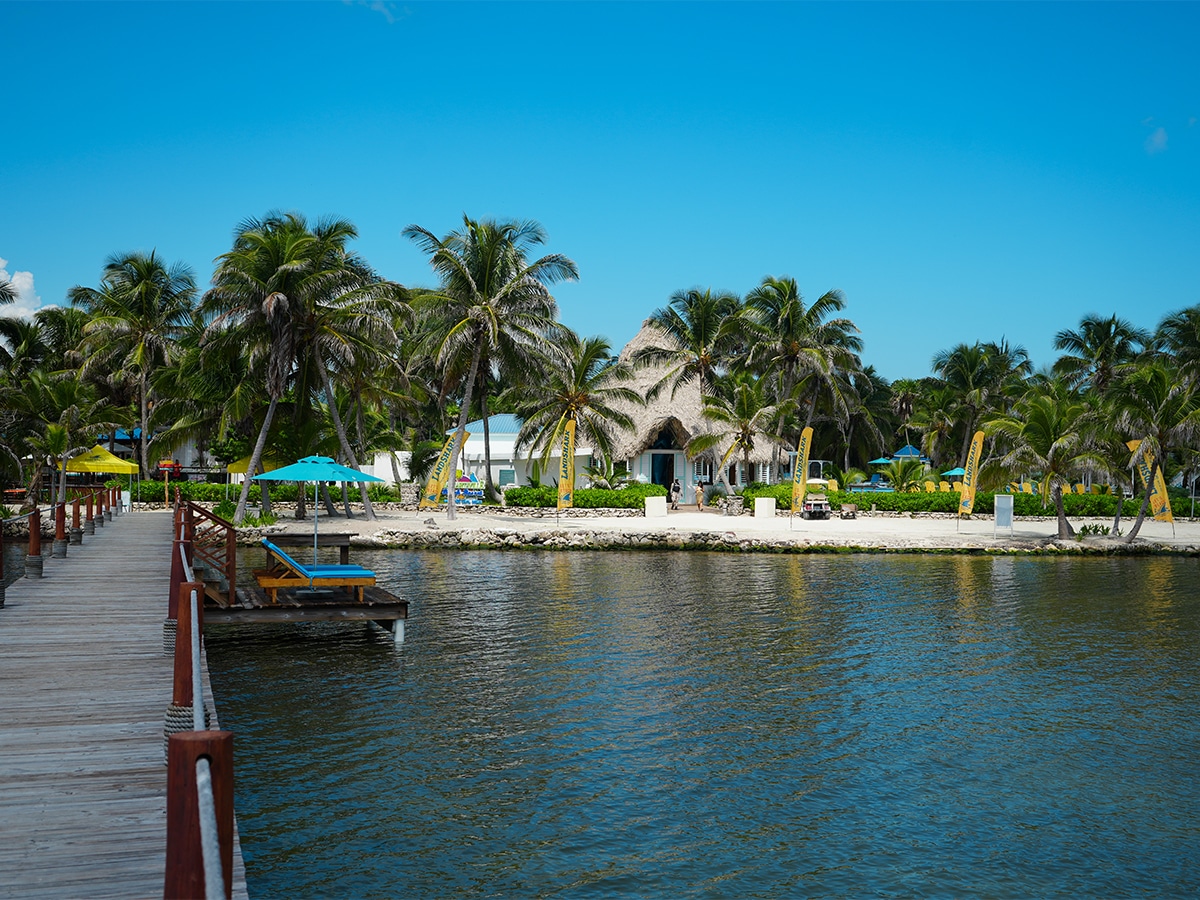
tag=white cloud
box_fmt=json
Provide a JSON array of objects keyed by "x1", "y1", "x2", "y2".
[
  {"x1": 0, "y1": 256, "x2": 46, "y2": 320},
  {"x1": 1145, "y1": 126, "x2": 1168, "y2": 154}
]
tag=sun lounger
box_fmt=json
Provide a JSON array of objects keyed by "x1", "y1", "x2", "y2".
[{"x1": 255, "y1": 539, "x2": 377, "y2": 604}]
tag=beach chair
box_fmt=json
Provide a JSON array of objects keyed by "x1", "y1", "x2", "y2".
[
  {"x1": 255, "y1": 539, "x2": 377, "y2": 604},
  {"x1": 827, "y1": 479, "x2": 838, "y2": 493},
  {"x1": 1022, "y1": 483, "x2": 1034, "y2": 494},
  {"x1": 952, "y1": 481, "x2": 963, "y2": 492},
  {"x1": 939, "y1": 481, "x2": 951, "y2": 492},
  {"x1": 1090, "y1": 484, "x2": 1102, "y2": 494},
  {"x1": 925, "y1": 481, "x2": 936, "y2": 492},
  {"x1": 840, "y1": 503, "x2": 857, "y2": 519},
  {"x1": 1074, "y1": 483, "x2": 1086, "y2": 494}
]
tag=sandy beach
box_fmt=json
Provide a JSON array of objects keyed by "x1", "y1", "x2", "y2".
[{"x1": 250, "y1": 504, "x2": 1200, "y2": 554}]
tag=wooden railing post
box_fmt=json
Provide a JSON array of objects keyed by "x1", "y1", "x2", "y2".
[
  {"x1": 1, "y1": 521, "x2": 6, "y2": 607},
  {"x1": 84, "y1": 492, "x2": 95, "y2": 535},
  {"x1": 170, "y1": 581, "x2": 206, "y2": 709},
  {"x1": 52, "y1": 502, "x2": 68, "y2": 558},
  {"x1": 69, "y1": 497, "x2": 82, "y2": 544},
  {"x1": 26, "y1": 508, "x2": 43, "y2": 577},
  {"x1": 95, "y1": 490, "x2": 105, "y2": 527},
  {"x1": 164, "y1": 730, "x2": 234, "y2": 900}
]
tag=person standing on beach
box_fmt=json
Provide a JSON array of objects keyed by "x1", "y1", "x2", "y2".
[
  {"x1": 694, "y1": 481, "x2": 704, "y2": 510},
  {"x1": 670, "y1": 478, "x2": 682, "y2": 510}
]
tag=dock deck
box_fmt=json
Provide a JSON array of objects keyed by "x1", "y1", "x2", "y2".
[{"x1": 0, "y1": 508, "x2": 248, "y2": 899}]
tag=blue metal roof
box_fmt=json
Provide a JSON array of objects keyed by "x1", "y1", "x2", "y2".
[{"x1": 449, "y1": 415, "x2": 523, "y2": 436}]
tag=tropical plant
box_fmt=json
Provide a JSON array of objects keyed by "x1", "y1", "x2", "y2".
[
  {"x1": 509, "y1": 332, "x2": 641, "y2": 478},
  {"x1": 70, "y1": 251, "x2": 197, "y2": 474},
  {"x1": 203, "y1": 212, "x2": 403, "y2": 523},
  {"x1": 932, "y1": 339, "x2": 1032, "y2": 465},
  {"x1": 1107, "y1": 359, "x2": 1200, "y2": 542},
  {"x1": 404, "y1": 215, "x2": 576, "y2": 515},
  {"x1": 743, "y1": 276, "x2": 863, "y2": 477},
  {"x1": 988, "y1": 380, "x2": 1095, "y2": 539},
  {"x1": 1053, "y1": 313, "x2": 1150, "y2": 394},
  {"x1": 687, "y1": 374, "x2": 785, "y2": 496},
  {"x1": 879, "y1": 457, "x2": 927, "y2": 493}
]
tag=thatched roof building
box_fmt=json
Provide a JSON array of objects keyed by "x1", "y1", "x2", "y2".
[{"x1": 610, "y1": 322, "x2": 776, "y2": 486}]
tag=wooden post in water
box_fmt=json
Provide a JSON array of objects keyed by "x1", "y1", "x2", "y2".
[
  {"x1": 26, "y1": 508, "x2": 43, "y2": 577},
  {"x1": 51, "y1": 502, "x2": 68, "y2": 558},
  {"x1": 69, "y1": 497, "x2": 82, "y2": 544},
  {"x1": 164, "y1": 730, "x2": 235, "y2": 900}
]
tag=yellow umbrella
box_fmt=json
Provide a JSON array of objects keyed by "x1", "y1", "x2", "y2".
[
  {"x1": 225, "y1": 456, "x2": 283, "y2": 475},
  {"x1": 62, "y1": 445, "x2": 139, "y2": 474}
]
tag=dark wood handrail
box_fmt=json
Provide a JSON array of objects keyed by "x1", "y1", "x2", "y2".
[{"x1": 180, "y1": 500, "x2": 238, "y2": 601}]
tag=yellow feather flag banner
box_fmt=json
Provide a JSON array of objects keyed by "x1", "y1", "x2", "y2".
[
  {"x1": 1127, "y1": 439, "x2": 1174, "y2": 522},
  {"x1": 558, "y1": 419, "x2": 576, "y2": 509},
  {"x1": 420, "y1": 432, "x2": 468, "y2": 508},
  {"x1": 791, "y1": 427, "x2": 813, "y2": 513},
  {"x1": 959, "y1": 430, "x2": 984, "y2": 516}
]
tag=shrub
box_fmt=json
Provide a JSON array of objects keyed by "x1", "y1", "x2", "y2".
[{"x1": 505, "y1": 482, "x2": 667, "y2": 509}]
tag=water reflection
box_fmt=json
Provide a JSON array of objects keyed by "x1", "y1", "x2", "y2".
[{"x1": 207, "y1": 552, "x2": 1200, "y2": 898}]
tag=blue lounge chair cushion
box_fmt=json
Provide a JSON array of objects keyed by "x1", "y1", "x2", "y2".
[{"x1": 261, "y1": 539, "x2": 377, "y2": 579}]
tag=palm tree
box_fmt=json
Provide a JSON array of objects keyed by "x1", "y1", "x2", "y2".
[
  {"x1": 204, "y1": 212, "x2": 402, "y2": 523},
  {"x1": 933, "y1": 340, "x2": 1031, "y2": 465},
  {"x1": 404, "y1": 215, "x2": 577, "y2": 518},
  {"x1": 509, "y1": 332, "x2": 641, "y2": 477},
  {"x1": 988, "y1": 380, "x2": 1095, "y2": 539},
  {"x1": 1155, "y1": 304, "x2": 1200, "y2": 382},
  {"x1": 687, "y1": 374, "x2": 785, "y2": 495},
  {"x1": 637, "y1": 288, "x2": 744, "y2": 398},
  {"x1": 1053, "y1": 313, "x2": 1150, "y2": 394},
  {"x1": 743, "y1": 276, "x2": 862, "y2": 478},
  {"x1": 70, "y1": 251, "x2": 197, "y2": 474},
  {"x1": 0, "y1": 278, "x2": 16, "y2": 306},
  {"x1": 1108, "y1": 359, "x2": 1200, "y2": 542}
]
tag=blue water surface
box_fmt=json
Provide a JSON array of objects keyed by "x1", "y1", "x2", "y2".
[{"x1": 205, "y1": 551, "x2": 1200, "y2": 898}]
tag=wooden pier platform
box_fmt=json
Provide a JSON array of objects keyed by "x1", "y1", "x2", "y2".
[{"x1": 0, "y1": 508, "x2": 248, "y2": 899}]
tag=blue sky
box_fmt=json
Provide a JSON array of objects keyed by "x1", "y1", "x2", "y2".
[{"x1": 3, "y1": 1, "x2": 1197, "y2": 381}]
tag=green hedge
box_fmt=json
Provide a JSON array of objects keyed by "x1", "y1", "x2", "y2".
[
  {"x1": 741, "y1": 482, "x2": 1144, "y2": 517},
  {"x1": 506, "y1": 483, "x2": 667, "y2": 509}
]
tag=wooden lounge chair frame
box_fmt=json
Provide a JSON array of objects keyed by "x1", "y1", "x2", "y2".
[{"x1": 255, "y1": 539, "x2": 377, "y2": 604}]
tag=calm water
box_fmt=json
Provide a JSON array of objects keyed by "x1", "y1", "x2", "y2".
[{"x1": 206, "y1": 551, "x2": 1200, "y2": 898}]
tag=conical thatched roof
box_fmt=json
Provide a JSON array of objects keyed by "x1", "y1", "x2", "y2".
[{"x1": 609, "y1": 321, "x2": 774, "y2": 464}]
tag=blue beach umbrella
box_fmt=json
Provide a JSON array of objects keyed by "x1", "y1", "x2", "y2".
[
  {"x1": 254, "y1": 456, "x2": 383, "y2": 564},
  {"x1": 869, "y1": 457, "x2": 892, "y2": 465},
  {"x1": 941, "y1": 467, "x2": 966, "y2": 477}
]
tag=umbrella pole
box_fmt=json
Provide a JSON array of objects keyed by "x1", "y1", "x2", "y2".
[{"x1": 313, "y1": 482, "x2": 319, "y2": 566}]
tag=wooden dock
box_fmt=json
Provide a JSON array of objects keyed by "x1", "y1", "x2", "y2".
[{"x1": 0, "y1": 508, "x2": 248, "y2": 899}]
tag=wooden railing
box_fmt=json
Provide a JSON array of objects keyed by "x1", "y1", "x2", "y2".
[{"x1": 176, "y1": 496, "x2": 237, "y2": 605}]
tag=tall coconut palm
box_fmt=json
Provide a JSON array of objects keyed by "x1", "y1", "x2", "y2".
[
  {"x1": 933, "y1": 339, "x2": 1031, "y2": 465},
  {"x1": 743, "y1": 276, "x2": 862, "y2": 478},
  {"x1": 988, "y1": 380, "x2": 1095, "y2": 539},
  {"x1": 1108, "y1": 359, "x2": 1200, "y2": 542},
  {"x1": 70, "y1": 251, "x2": 197, "y2": 474},
  {"x1": 204, "y1": 213, "x2": 402, "y2": 523},
  {"x1": 1053, "y1": 313, "x2": 1150, "y2": 394},
  {"x1": 509, "y1": 332, "x2": 641, "y2": 475},
  {"x1": 638, "y1": 287, "x2": 744, "y2": 398},
  {"x1": 404, "y1": 216, "x2": 577, "y2": 518},
  {"x1": 1155, "y1": 304, "x2": 1200, "y2": 382},
  {"x1": 687, "y1": 374, "x2": 785, "y2": 495},
  {"x1": 0, "y1": 278, "x2": 16, "y2": 306}
]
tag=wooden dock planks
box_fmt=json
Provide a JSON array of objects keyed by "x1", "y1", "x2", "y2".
[{"x1": 0, "y1": 508, "x2": 248, "y2": 899}]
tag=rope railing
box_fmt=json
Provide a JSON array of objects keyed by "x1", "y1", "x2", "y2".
[{"x1": 164, "y1": 538, "x2": 235, "y2": 899}]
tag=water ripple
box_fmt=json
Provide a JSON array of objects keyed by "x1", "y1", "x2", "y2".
[{"x1": 207, "y1": 552, "x2": 1200, "y2": 898}]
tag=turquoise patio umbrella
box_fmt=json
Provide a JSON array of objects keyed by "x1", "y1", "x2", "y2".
[
  {"x1": 254, "y1": 456, "x2": 383, "y2": 565},
  {"x1": 942, "y1": 467, "x2": 966, "y2": 477}
]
